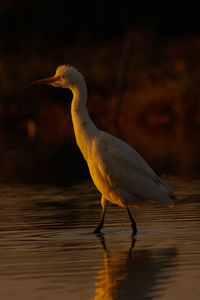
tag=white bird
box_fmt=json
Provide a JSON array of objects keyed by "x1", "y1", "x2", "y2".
[{"x1": 31, "y1": 65, "x2": 176, "y2": 234}]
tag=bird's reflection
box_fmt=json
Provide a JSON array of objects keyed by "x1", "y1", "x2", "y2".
[{"x1": 93, "y1": 234, "x2": 177, "y2": 300}]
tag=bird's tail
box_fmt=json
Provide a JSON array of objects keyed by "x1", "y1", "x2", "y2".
[{"x1": 153, "y1": 174, "x2": 176, "y2": 207}]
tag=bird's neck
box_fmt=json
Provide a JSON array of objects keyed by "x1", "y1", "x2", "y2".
[{"x1": 70, "y1": 79, "x2": 98, "y2": 159}]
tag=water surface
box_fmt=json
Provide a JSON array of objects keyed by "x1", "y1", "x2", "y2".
[{"x1": 0, "y1": 177, "x2": 199, "y2": 299}]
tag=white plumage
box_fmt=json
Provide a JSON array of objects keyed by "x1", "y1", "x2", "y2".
[
  {"x1": 89, "y1": 132, "x2": 175, "y2": 207},
  {"x1": 32, "y1": 65, "x2": 176, "y2": 234}
]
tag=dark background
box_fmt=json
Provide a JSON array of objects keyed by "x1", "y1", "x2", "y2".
[{"x1": 0, "y1": 0, "x2": 200, "y2": 184}]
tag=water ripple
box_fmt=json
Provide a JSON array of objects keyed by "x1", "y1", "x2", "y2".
[{"x1": 0, "y1": 177, "x2": 199, "y2": 299}]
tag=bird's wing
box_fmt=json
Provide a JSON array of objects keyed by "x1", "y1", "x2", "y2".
[{"x1": 92, "y1": 131, "x2": 175, "y2": 204}]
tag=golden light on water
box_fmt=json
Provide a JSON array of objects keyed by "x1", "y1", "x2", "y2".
[
  {"x1": 93, "y1": 236, "x2": 177, "y2": 300},
  {"x1": 94, "y1": 250, "x2": 127, "y2": 300}
]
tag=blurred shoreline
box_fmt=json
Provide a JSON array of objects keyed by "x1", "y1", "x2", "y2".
[
  {"x1": 0, "y1": 97, "x2": 199, "y2": 185},
  {"x1": 1, "y1": 28, "x2": 200, "y2": 184}
]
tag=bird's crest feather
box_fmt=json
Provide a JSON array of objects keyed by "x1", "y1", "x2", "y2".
[{"x1": 55, "y1": 65, "x2": 71, "y2": 76}]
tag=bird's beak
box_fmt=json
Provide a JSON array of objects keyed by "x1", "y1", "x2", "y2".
[{"x1": 30, "y1": 75, "x2": 61, "y2": 85}]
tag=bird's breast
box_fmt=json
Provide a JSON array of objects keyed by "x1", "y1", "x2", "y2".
[{"x1": 87, "y1": 159, "x2": 126, "y2": 207}]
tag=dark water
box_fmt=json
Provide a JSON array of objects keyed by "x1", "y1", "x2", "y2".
[{"x1": 0, "y1": 177, "x2": 200, "y2": 300}]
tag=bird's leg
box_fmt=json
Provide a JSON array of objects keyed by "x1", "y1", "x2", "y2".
[
  {"x1": 126, "y1": 207, "x2": 137, "y2": 235},
  {"x1": 94, "y1": 196, "x2": 108, "y2": 233}
]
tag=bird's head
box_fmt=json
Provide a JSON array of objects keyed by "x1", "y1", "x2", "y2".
[{"x1": 31, "y1": 65, "x2": 83, "y2": 90}]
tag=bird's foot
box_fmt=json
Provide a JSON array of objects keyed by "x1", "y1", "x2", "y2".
[
  {"x1": 93, "y1": 223, "x2": 103, "y2": 234},
  {"x1": 93, "y1": 228, "x2": 101, "y2": 234}
]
